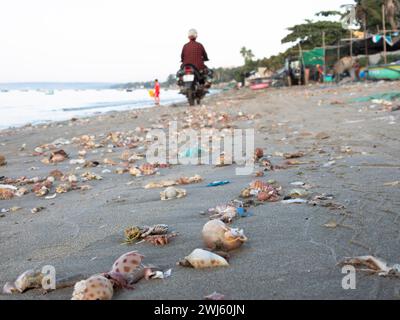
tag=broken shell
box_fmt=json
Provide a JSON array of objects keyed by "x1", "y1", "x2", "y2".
[
  {"x1": 0, "y1": 188, "x2": 15, "y2": 200},
  {"x1": 257, "y1": 191, "x2": 270, "y2": 202},
  {"x1": 71, "y1": 275, "x2": 113, "y2": 300},
  {"x1": 31, "y1": 207, "x2": 45, "y2": 214},
  {"x1": 179, "y1": 249, "x2": 229, "y2": 269},
  {"x1": 0, "y1": 155, "x2": 6, "y2": 166},
  {"x1": 120, "y1": 150, "x2": 131, "y2": 161},
  {"x1": 3, "y1": 282, "x2": 18, "y2": 294},
  {"x1": 56, "y1": 183, "x2": 72, "y2": 194},
  {"x1": 110, "y1": 251, "x2": 145, "y2": 278},
  {"x1": 14, "y1": 270, "x2": 44, "y2": 293},
  {"x1": 255, "y1": 148, "x2": 264, "y2": 160},
  {"x1": 15, "y1": 187, "x2": 29, "y2": 197},
  {"x1": 49, "y1": 170, "x2": 64, "y2": 180},
  {"x1": 81, "y1": 172, "x2": 103, "y2": 181},
  {"x1": 145, "y1": 181, "x2": 176, "y2": 189},
  {"x1": 202, "y1": 220, "x2": 248, "y2": 251},
  {"x1": 49, "y1": 150, "x2": 68, "y2": 163},
  {"x1": 240, "y1": 188, "x2": 252, "y2": 199},
  {"x1": 129, "y1": 167, "x2": 142, "y2": 177},
  {"x1": 160, "y1": 187, "x2": 187, "y2": 201},
  {"x1": 139, "y1": 163, "x2": 156, "y2": 176}
]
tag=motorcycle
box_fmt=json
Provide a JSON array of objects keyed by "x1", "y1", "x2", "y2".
[{"x1": 176, "y1": 64, "x2": 213, "y2": 106}]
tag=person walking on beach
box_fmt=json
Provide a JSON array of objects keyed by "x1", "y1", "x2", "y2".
[{"x1": 154, "y1": 79, "x2": 160, "y2": 106}]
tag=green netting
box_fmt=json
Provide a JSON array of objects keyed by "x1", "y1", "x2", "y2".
[
  {"x1": 350, "y1": 92, "x2": 400, "y2": 103},
  {"x1": 302, "y1": 48, "x2": 325, "y2": 66}
]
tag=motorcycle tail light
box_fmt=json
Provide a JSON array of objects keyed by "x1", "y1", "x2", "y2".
[{"x1": 184, "y1": 67, "x2": 192, "y2": 74}]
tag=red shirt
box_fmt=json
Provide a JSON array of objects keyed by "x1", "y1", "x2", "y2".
[
  {"x1": 181, "y1": 39, "x2": 209, "y2": 70},
  {"x1": 154, "y1": 82, "x2": 160, "y2": 97}
]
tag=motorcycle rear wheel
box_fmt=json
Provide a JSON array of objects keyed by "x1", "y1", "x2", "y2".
[{"x1": 187, "y1": 89, "x2": 195, "y2": 106}]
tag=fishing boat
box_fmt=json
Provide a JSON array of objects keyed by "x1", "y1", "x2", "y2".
[{"x1": 367, "y1": 63, "x2": 400, "y2": 80}]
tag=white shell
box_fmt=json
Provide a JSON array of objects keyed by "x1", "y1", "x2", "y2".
[
  {"x1": 183, "y1": 249, "x2": 229, "y2": 269},
  {"x1": 202, "y1": 220, "x2": 248, "y2": 251}
]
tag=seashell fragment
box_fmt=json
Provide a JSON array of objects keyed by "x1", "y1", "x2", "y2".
[
  {"x1": 14, "y1": 270, "x2": 44, "y2": 293},
  {"x1": 144, "y1": 180, "x2": 177, "y2": 189},
  {"x1": 160, "y1": 187, "x2": 187, "y2": 201},
  {"x1": 202, "y1": 220, "x2": 248, "y2": 251},
  {"x1": 0, "y1": 188, "x2": 15, "y2": 200},
  {"x1": 49, "y1": 150, "x2": 68, "y2": 164},
  {"x1": 0, "y1": 155, "x2": 6, "y2": 166},
  {"x1": 71, "y1": 275, "x2": 113, "y2": 300},
  {"x1": 129, "y1": 167, "x2": 142, "y2": 177},
  {"x1": 139, "y1": 163, "x2": 157, "y2": 176},
  {"x1": 179, "y1": 249, "x2": 229, "y2": 269}
]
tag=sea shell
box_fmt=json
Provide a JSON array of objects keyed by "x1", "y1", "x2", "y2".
[
  {"x1": 144, "y1": 180, "x2": 177, "y2": 189},
  {"x1": 0, "y1": 155, "x2": 6, "y2": 166},
  {"x1": 56, "y1": 183, "x2": 72, "y2": 194},
  {"x1": 110, "y1": 251, "x2": 144, "y2": 278},
  {"x1": 240, "y1": 188, "x2": 252, "y2": 199},
  {"x1": 81, "y1": 172, "x2": 103, "y2": 181},
  {"x1": 177, "y1": 175, "x2": 203, "y2": 185},
  {"x1": 71, "y1": 275, "x2": 113, "y2": 300},
  {"x1": 257, "y1": 191, "x2": 270, "y2": 202},
  {"x1": 250, "y1": 180, "x2": 269, "y2": 191},
  {"x1": 202, "y1": 220, "x2": 248, "y2": 251},
  {"x1": 160, "y1": 187, "x2": 187, "y2": 201},
  {"x1": 140, "y1": 163, "x2": 156, "y2": 176},
  {"x1": 129, "y1": 167, "x2": 142, "y2": 177},
  {"x1": 15, "y1": 187, "x2": 29, "y2": 197},
  {"x1": 179, "y1": 249, "x2": 229, "y2": 269},
  {"x1": 144, "y1": 233, "x2": 178, "y2": 246},
  {"x1": 120, "y1": 150, "x2": 131, "y2": 161},
  {"x1": 14, "y1": 270, "x2": 44, "y2": 293},
  {"x1": 255, "y1": 148, "x2": 264, "y2": 160},
  {"x1": 49, "y1": 150, "x2": 68, "y2": 163},
  {"x1": 0, "y1": 188, "x2": 14, "y2": 200}
]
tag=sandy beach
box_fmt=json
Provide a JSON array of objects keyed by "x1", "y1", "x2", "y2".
[{"x1": 1, "y1": 82, "x2": 400, "y2": 300}]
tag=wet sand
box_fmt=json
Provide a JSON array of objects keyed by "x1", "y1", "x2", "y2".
[{"x1": 1, "y1": 81, "x2": 400, "y2": 300}]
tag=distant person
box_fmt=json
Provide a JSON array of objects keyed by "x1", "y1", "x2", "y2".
[
  {"x1": 353, "y1": 59, "x2": 361, "y2": 81},
  {"x1": 181, "y1": 29, "x2": 211, "y2": 87},
  {"x1": 316, "y1": 64, "x2": 324, "y2": 83},
  {"x1": 154, "y1": 79, "x2": 160, "y2": 105}
]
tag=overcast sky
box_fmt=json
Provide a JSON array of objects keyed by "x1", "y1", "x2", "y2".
[{"x1": 0, "y1": 0, "x2": 354, "y2": 83}]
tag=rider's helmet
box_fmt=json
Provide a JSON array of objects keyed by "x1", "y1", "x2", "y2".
[{"x1": 188, "y1": 28, "x2": 198, "y2": 40}]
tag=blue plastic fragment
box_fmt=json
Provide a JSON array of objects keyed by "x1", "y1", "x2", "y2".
[{"x1": 206, "y1": 180, "x2": 230, "y2": 187}]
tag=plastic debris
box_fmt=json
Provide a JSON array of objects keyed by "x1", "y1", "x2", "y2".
[{"x1": 207, "y1": 180, "x2": 230, "y2": 188}]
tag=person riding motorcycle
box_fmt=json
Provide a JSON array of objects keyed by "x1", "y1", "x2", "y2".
[{"x1": 180, "y1": 29, "x2": 212, "y2": 88}]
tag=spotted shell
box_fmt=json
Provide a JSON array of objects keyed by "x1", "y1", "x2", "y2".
[
  {"x1": 180, "y1": 249, "x2": 229, "y2": 269},
  {"x1": 0, "y1": 188, "x2": 14, "y2": 200},
  {"x1": 110, "y1": 251, "x2": 144, "y2": 278},
  {"x1": 71, "y1": 275, "x2": 113, "y2": 300},
  {"x1": 140, "y1": 163, "x2": 156, "y2": 176}
]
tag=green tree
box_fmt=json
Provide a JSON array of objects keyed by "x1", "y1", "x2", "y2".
[{"x1": 355, "y1": 0, "x2": 400, "y2": 31}]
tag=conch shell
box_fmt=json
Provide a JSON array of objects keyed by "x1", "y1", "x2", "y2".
[
  {"x1": 14, "y1": 270, "x2": 44, "y2": 293},
  {"x1": 160, "y1": 187, "x2": 187, "y2": 201},
  {"x1": 202, "y1": 220, "x2": 248, "y2": 251},
  {"x1": 71, "y1": 275, "x2": 113, "y2": 300},
  {"x1": 179, "y1": 249, "x2": 229, "y2": 269}
]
